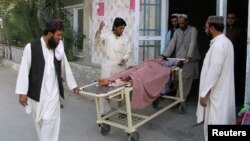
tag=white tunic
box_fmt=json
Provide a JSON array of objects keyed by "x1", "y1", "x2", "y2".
[
  {"x1": 95, "y1": 31, "x2": 131, "y2": 114},
  {"x1": 15, "y1": 38, "x2": 77, "y2": 141},
  {"x1": 98, "y1": 31, "x2": 131, "y2": 77},
  {"x1": 196, "y1": 34, "x2": 236, "y2": 141}
]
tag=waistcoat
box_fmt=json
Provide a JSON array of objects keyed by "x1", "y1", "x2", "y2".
[{"x1": 27, "y1": 39, "x2": 64, "y2": 102}]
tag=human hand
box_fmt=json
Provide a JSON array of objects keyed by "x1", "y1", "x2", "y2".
[
  {"x1": 127, "y1": 65, "x2": 134, "y2": 69},
  {"x1": 19, "y1": 94, "x2": 28, "y2": 107},
  {"x1": 176, "y1": 61, "x2": 184, "y2": 68},
  {"x1": 199, "y1": 91, "x2": 210, "y2": 107},
  {"x1": 118, "y1": 59, "x2": 125, "y2": 66},
  {"x1": 121, "y1": 75, "x2": 131, "y2": 82},
  {"x1": 73, "y1": 87, "x2": 80, "y2": 94},
  {"x1": 184, "y1": 57, "x2": 192, "y2": 63},
  {"x1": 99, "y1": 21, "x2": 105, "y2": 31},
  {"x1": 158, "y1": 55, "x2": 166, "y2": 61},
  {"x1": 199, "y1": 97, "x2": 207, "y2": 107}
]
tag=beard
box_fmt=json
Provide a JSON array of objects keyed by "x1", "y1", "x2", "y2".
[
  {"x1": 115, "y1": 33, "x2": 122, "y2": 36},
  {"x1": 48, "y1": 37, "x2": 59, "y2": 50},
  {"x1": 113, "y1": 29, "x2": 122, "y2": 37},
  {"x1": 114, "y1": 31, "x2": 122, "y2": 37},
  {"x1": 180, "y1": 25, "x2": 187, "y2": 31},
  {"x1": 206, "y1": 31, "x2": 213, "y2": 40}
]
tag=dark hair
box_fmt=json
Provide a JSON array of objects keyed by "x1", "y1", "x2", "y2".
[
  {"x1": 43, "y1": 19, "x2": 64, "y2": 35},
  {"x1": 112, "y1": 17, "x2": 126, "y2": 31},
  {"x1": 171, "y1": 15, "x2": 178, "y2": 19},
  {"x1": 227, "y1": 10, "x2": 239, "y2": 18},
  {"x1": 209, "y1": 23, "x2": 224, "y2": 32}
]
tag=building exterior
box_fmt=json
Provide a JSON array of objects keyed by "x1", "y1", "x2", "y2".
[
  {"x1": 62, "y1": 0, "x2": 249, "y2": 104},
  {"x1": 61, "y1": 0, "x2": 84, "y2": 59},
  {"x1": 0, "y1": 17, "x2": 3, "y2": 28}
]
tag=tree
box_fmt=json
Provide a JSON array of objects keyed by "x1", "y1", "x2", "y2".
[{"x1": 0, "y1": 0, "x2": 75, "y2": 60}]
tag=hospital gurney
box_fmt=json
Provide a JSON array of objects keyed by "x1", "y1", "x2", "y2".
[{"x1": 79, "y1": 67, "x2": 185, "y2": 141}]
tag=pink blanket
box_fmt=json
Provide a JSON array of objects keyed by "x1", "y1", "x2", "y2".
[{"x1": 108, "y1": 59, "x2": 171, "y2": 109}]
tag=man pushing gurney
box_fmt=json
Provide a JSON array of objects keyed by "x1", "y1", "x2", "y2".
[{"x1": 98, "y1": 58, "x2": 183, "y2": 111}]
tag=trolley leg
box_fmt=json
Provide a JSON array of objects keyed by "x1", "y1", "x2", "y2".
[
  {"x1": 124, "y1": 88, "x2": 135, "y2": 133},
  {"x1": 177, "y1": 68, "x2": 186, "y2": 114},
  {"x1": 95, "y1": 97, "x2": 102, "y2": 122}
]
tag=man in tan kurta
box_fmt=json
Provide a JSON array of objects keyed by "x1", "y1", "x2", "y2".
[
  {"x1": 163, "y1": 14, "x2": 200, "y2": 99},
  {"x1": 196, "y1": 16, "x2": 236, "y2": 141}
]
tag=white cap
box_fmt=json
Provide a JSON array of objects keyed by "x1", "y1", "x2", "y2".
[
  {"x1": 171, "y1": 13, "x2": 179, "y2": 17},
  {"x1": 178, "y1": 14, "x2": 188, "y2": 19},
  {"x1": 207, "y1": 16, "x2": 224, "y2": 24}
]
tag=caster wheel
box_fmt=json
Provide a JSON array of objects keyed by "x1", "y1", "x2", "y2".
[
  {"x1": 100, "y1": 123, "x2": 111, "y2": 136},
  {"x1": 152, "y1": 98, "x2": 160, "y2": 109},
  {"x1": 178, "y1": 103, "x2": 186, "y2": 114},
  {"x1": 128, "y1": 131, "x2": 140, "y2": 141}
]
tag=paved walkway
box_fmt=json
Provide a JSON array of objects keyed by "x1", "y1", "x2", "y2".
[{"x1": 0, "y1": 63, "x2": 204, "y2": 141}]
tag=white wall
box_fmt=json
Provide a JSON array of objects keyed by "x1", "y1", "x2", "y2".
[{"x1": 90, "y1": 0, "x2": 135, "y2": 66}]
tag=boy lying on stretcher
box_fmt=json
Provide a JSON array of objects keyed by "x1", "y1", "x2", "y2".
[
  {"x1": 97, "y1": 58, "x2": 183, "y2": 109},
  {"x1": 98, "y1": 74, "x2": 132, "y2": 86}
]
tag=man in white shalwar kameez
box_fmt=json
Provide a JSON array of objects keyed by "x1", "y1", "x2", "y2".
[
  {"x1": 15, "y1": 19, "x2": 79, "y2": 141},
  {"x1": 94, "y1": 17, "x2": 131, "y2": 115},
  {"x1": 196, "y1": 16, "x2": 236, "y2": 141}
]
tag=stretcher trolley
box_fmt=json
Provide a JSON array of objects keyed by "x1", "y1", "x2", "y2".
[{"x1": 79, "y1": 67, "x2": 185, "y2": 141}]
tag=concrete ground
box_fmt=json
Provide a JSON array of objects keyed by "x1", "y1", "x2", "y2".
[{"x1": 0, "y1": 63, "x2": 204, "y2": 141}]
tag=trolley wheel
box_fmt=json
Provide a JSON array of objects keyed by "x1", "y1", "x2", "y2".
[
  {"x1": 127, "y1": 132, "x2": 140, "y2": 141},
  {"x1": 100, "y1": 123, "x2": 111, "y2": 136},
  {"x1": 178, "y1": 103, "x2": 186, "y2": 114},
  {"x1": 152, "y1": 97, "x2": 160, "y2": 109}
]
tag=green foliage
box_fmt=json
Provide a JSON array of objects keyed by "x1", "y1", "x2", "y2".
[
  {"x1": 74, "y1": 32, "x2": 86, "y2": 50},
  {"x1": 63, "y1": 20, "x2": 75, "y2": 61},
  {"x1": 0, "y1": 0, "x2": 78, "y2": 60},
  {"x1": 0, "y1": 1, "x2": 40, "y2": 46}
]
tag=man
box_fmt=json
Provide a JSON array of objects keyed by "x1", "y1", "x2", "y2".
[
  {"x1": 94, "y1": 17, "x2": 131, "y2": 115},
  {"x1": 226, "y1": 11, "x2": 247, "y2": 107},
  {"x1": 162, "y1": 14, "x2": 200, "y2": 99},
  {"x1": 98, "y1": 58, "x2": 173, "y2": 109},
  {"x1": 196, "y1": 16, "x2": 236, "y2": 141},
  {"x1": 161, "y1": 13, "x2": 179, "y2": 54},
  {"x1": 161, "y1": 13, "x2": 179, "y2": 95},
  {"x1": 15, "y1": 19, "x2": 80, "y2": 141}
]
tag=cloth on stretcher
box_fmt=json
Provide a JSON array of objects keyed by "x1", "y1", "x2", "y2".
[{"x1": 106, "y1": 59, "x2": 172, "y2": 109}]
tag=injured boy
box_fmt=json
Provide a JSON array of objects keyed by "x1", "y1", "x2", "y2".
[
  {"x1": 97, "y1": 58, "x2": 182, "y2": 111},
  {"x1": 98, "y1": 74, "x2": 132, "y2": 87}
]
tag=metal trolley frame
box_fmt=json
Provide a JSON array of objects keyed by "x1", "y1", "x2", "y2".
[{"x1": 79, "y1": 67, "x2": 185, "y2": 141}]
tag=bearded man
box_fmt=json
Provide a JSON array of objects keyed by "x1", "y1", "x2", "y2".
[
  {"x1": 196, "y1": 16, "x2": 236, "y2": 141},
  {"x1": 162, "y1": 14, "x2": 200, "y2": 100},
  {"x1": 15, "y1": 19, "x2": 80, "y2": 141}
]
